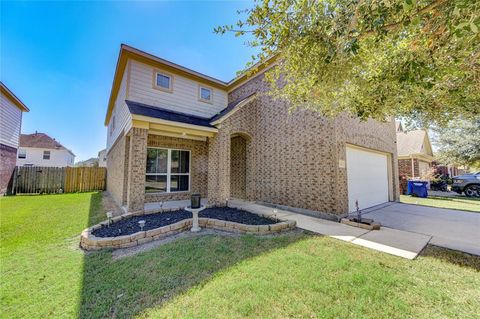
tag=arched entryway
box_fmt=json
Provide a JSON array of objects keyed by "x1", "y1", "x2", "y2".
[{"x1": 230, "y1": 133, "x2": 249, "y2": 199}]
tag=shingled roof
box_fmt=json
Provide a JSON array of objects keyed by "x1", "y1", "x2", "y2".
[
  {"x1": 396, "y1": 129, "x2": 433, "y2": 157},
  {"x1": 126, "y1": 100, "x2": 214, "y2": 127},
  {"x1": 126, "y1": 93, "x2": 257, "y2": 128},
  {"x1": 19, "y1": 133, "x2": 75, "y2": 156}
]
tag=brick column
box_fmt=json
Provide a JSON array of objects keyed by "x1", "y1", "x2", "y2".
[
  {"x1": 207, "y1": 130, "x2": 230, "y2": 206},
  {"x1": 126, "y1": 127, "x2": 148, "y2": 212},
  {"x1": 0, "y1": 144, "x2": 17, "y2": 195}
]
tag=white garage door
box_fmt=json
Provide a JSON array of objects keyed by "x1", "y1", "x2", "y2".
[{"x1": 346, "y1": 146, "x2": 389, "y2": 213}]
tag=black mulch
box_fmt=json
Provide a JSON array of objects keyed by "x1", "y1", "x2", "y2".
[
  {"x1": 92, "y1": 210, "x2": 192, "y2": 238},
  {"x1": 92, "y1": 207, "x2": 279, "y2": 238},
  {"x1": 199, "y1": 207, "x2": 279, "y2": 225}
]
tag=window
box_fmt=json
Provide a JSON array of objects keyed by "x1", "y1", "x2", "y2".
[
  {"x1": 145, "y1": 148, "x2": 190, "y2": 193},
  {"x1": 199, "y1": 86, "x2": 212, "y2": 103},
  {"x1": 18, "y1": 149, "x2": 26, "y2": 159},
  {"x1": 43, "y1": 150, "x2": 51, "y2": 160},
  {"x1": 154, "y1": 71, "x2": 173, "y2": 92}
]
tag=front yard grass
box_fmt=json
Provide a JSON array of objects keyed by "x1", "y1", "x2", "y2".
[
  {"x1": 400, "y1": 194, "x2": 480, "y2": 212},
  {"x1": 1, "y1": 193, "x2": 479, "y2": 318}
]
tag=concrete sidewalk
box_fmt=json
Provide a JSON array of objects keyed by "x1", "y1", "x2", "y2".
[{"x1": 229, "y1": 200, "x2": 431, "y2": 259}]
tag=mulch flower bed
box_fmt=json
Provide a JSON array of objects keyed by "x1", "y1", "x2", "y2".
[
  {"x1": 92, "y1": 207, "x2": 279, "y2": 238},
  {"x1": 93, "y1": 210, "x2": 192, "y2": 238},
  {"x1": 199, "y1": 207, "x2": 278, "y2": 225}
]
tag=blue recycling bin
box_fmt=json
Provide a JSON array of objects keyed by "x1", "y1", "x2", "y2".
[{"x1": 407, "y1": 181, "x2": 428, "y2": 198}]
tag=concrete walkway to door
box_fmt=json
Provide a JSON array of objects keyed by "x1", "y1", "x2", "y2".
[
  {"x1": 228, "y1": 200, "x2": 431, "y2": 259},
  {"x1": 363, "y1": 203, "x2": 480, "y2": 256}
]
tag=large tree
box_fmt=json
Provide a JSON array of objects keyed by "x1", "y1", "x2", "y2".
[
  {"x1": 432, "y1": 118, "x2": 480, "y2": 168},
  {"x1": 216, "y1": 0, "x2": 480, "y2": 126}
]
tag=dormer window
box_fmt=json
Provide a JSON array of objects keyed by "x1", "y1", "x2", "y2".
[
  {"x1": 153, "y1": 71, "x2": 173, "y2": 92},
  {"x1": 199, "y1": 86, "x2": 212, "y2": 103}
]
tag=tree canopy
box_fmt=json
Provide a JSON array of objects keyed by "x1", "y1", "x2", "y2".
[
  {"x1": 216, "y1": 0, "x2": 480, "y2": 126},
  {"x1": 432, "y1": 118, "x2": 480, "y2": 168}
]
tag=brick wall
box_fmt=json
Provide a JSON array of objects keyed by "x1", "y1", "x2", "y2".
[
  {"x1": 207, "y1": 72, "x2": 398, "y2": 216},
  {"x1": 230, "y1": 135, "x2": 247, "y2": 199},
  {"x1": 398, "y1": 158, "x2": 432, "y2": 178},
  {"x1": 106, "y1": 134, "x2": 128, "y2": 206},
  {"x1": 0, "y1": 144, "x2": 17, "y2": 195},
  {"x1": 145, "y1": 134, "x2": 208, "y2": 203},
  {"x1": 398, "y1": 159, "x2": 414, "y2": 177},
  {"x1": 126, "y1": 127, "x2": 148, "y2": 212}
]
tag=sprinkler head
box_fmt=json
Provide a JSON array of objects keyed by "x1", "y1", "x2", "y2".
[{"x1": 138, "y1": 220, "x2": 146, "y2": 231}]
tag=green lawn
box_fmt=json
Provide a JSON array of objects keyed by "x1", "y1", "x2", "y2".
[
  {"x1": 1, "y1": 193, "x2": 479, "y2": 319},
  {"x1": 400, "y1": 194, "x2": 480, "y2": 212}
]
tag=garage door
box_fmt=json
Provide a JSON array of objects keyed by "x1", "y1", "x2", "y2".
[{"x1": 346, "y1": 146, "x2": 389, "y2": 213}]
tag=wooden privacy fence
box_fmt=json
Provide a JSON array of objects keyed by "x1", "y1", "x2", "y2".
[{"x1": 9, "y1": 166, "x2": 106, "y2": 194}]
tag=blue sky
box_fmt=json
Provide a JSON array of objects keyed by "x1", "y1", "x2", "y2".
[{"x1": 1, "y1": 1, "x2": 255, "y2": 161}]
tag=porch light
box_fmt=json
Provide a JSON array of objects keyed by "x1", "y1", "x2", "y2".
[{"x1": 138, "y1": 220, "x2": 146, "y2": 231}]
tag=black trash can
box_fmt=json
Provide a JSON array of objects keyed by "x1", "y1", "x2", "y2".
[{"x1": 191, "y1": 193, "x2": 201, "y2": 209}]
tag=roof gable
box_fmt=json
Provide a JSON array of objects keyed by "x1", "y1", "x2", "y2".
[
  {"x1": 20, "y1": 133, "x2": 75, "y2": 156},
  {"x1": 396, "y1": 129, "x2": 433, "y2": 157},
  {"x1": 104, "y1": 44, "x2": 275, "y2": 125},
  {"x1": 0, "y1": 82, "x2": 30, "y2": 112}
]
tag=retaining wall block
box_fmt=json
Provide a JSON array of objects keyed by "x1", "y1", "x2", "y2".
[
  {"x1": 111, "y1": 235, "x2": 133, "y2": 246},
  {"x1": 130, "y1": 231, "x2": 146, "y2": 241},
  {"x1": 246, "y1": 225, "x2": 260, "y2": 232},
  {"x1": 96, "y1": 238, "x2": 115, "y2": 247}
]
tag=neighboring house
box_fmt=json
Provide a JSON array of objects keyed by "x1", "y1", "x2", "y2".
[
  {"x1": 432, "y1": 161, "x2": 459, "y2": 178},
  {"x1": 98, "y1": 149, "x2": 107, "y2": 167},
  {"x1": 104, "y1": 44, "x2": 399, "y2": 216},
  {"x1": 396, "y1": 121, "x2": 434, "y2": 178},
  {"x1": 76, "y1": 157, "x2": 99, "y2": 167},
  {"x1": 17, "y1": 133, "x2": 75, "y2": 167},
  {"x1": 0, "y1": 82, "x2": 29, "y2": 195}
]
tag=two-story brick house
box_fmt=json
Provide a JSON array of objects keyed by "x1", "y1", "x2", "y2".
[
  {"x1": 105, "y1": 45, "x2": 399, "y2": 218},
  {"x1": 0, "y1": 82, "x2": 29, "y2": 195}
]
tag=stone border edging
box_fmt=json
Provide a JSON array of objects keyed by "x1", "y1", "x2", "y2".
[{"x1": 80, "y1": 211, "x2": 296, "y2": 251}]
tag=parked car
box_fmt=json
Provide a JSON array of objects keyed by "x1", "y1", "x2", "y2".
[{"x1": 451, "y1": 172, "x2": 480, "y2": 197}]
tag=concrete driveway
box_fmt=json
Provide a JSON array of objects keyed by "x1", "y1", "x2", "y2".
[{"x1": 363, "y1": 203, "x2": 480, "y2": 256}]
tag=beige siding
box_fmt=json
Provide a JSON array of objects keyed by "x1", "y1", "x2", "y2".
[
  {"x1": 107, "y1": 64, "x2": 131, "y2": 151},
  {"x1": 128, "y1": 60, "x2": 228, "y2": 118},
  {"x1": 0, "y1": 93, "x2": 22, "y2": 149}
]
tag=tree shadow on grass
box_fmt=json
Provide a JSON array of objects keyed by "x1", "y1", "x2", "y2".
[
  {"x1": 78, "y1": 193, "x2": 310, "y2": 318},
  {"x1": 421, "y1": 245, "x2": 480, "y2": 272}
]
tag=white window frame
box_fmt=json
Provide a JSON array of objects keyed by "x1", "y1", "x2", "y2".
[
  {"x1": 145, "y1": 147, "x2": 191, "y2": 194},
  {"x1": 43, "y1": 150, "x2": 51, "y2": 160},
  {"x1": 198, "y1": 85, "x2": 213, "y2": 104},
  {"x1": 18, "y1": 149, "x2": 26, "y2": 159},
  {"x1": 153, "y1": 70, "x2": 173, "y2": 93}
]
